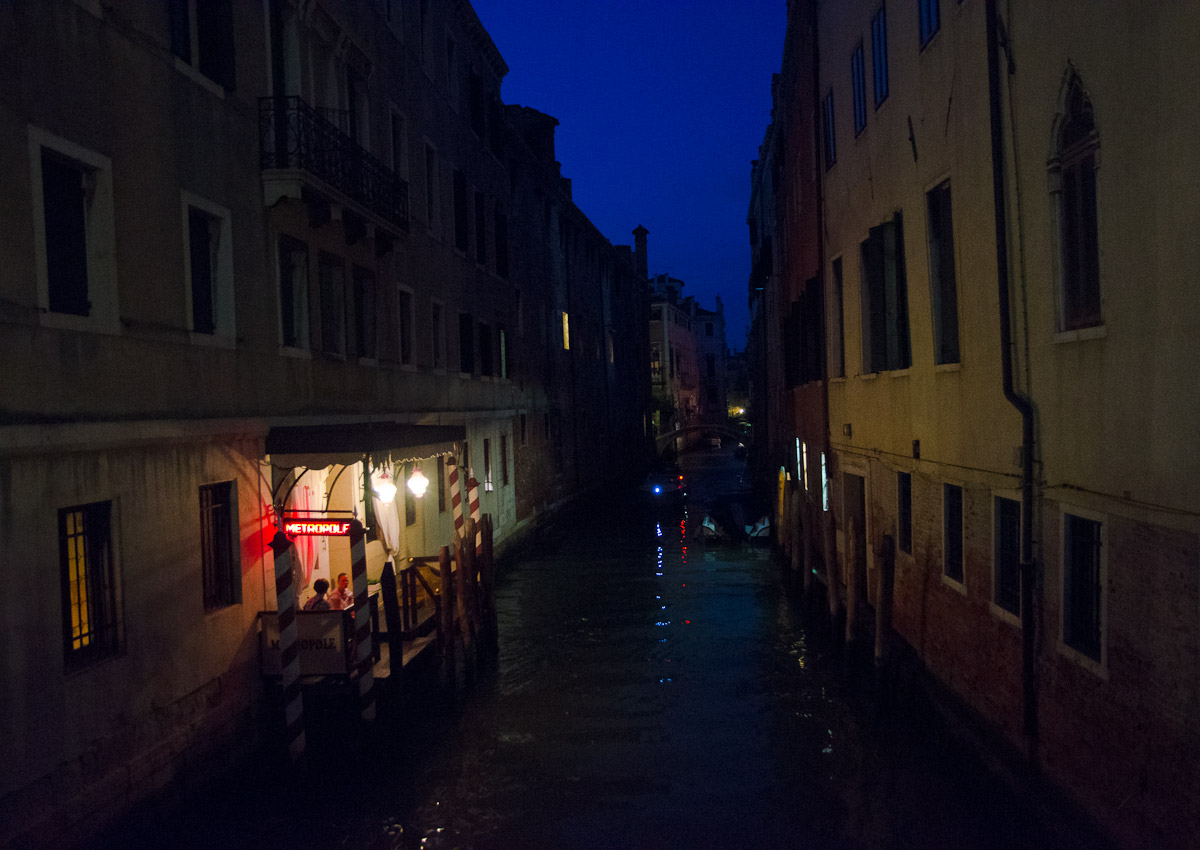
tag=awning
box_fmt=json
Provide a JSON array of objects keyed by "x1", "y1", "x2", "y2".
[{"x1": 265, "y1": 422, "x2": 465, "y2": 469}]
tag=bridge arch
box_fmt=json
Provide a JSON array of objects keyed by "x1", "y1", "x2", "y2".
[{"x1": 655, "y1": 423, "x2": 749, "y2": 456}]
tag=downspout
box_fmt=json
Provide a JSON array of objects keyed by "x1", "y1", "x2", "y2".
[{"x1": 985, "y1": 0, "x2": 1038, "y2": 763}]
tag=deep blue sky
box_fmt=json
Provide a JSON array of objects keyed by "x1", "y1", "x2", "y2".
[{"x1": 471, "y1": 0, "x2": 786, "y2": 350}]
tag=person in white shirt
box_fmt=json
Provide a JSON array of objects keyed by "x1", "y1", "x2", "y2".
[{"x1": 328, "y1": 572, "x2": 355, "y2": 610}]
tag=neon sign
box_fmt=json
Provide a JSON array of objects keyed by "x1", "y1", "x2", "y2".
[{"x1": 284, "y1": 519, "x2": 352, "y2": 537}]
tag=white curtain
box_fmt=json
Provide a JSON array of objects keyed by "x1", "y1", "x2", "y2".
[
  {"x1": 286, "y1": 481, "x2": 320, "y2": 588},
  {"x1": 371, "y1": 466, "x2": 402, "y2": 562}
]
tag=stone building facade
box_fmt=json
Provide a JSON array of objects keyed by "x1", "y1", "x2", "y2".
[
  {"x1": 751, "y1": 1, "x2": 1200, "y2": 846},
  {"x1": 0, "y1": 1, "x2": 648, "y2": 845}
]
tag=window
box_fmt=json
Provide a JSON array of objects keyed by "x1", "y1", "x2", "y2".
[
  {"x1": 829, "y1": 257, "x2": 846, "y2": 377},
  {"x1": 918, "y1": 0, "x2": 940, "y2": 47},
  {"x1": 475, "y1": 190, "x2": 488, "y2": 266},
  {"x1": 353, "y1": 267, "x2": 376, "y2": 359},
  {"x1": 183, "y1": 195, "x2": 233, "y2": 338},
  {"x1": 499, "y1": 327, "x2": 508, "y2": 379},
  {"x1": 404, "y1": 462, "x2": 416, "y2": 526},
  {"x1": 453, "y1": 169, "x2": 469, "y2": 252},
  {"x1": 994, "y1": 497, "x2": 1020, "y2": 616},
  {"x1": 424, "y1": 144, "x2": 438, "y2": 231},
  {"x1": 346, "y1": 67, "x2": 368, "y2": 146},
  {"x1": 821, "y1": 90, "x2": 836, "y2": 169},
  {"x1": 650, "y1": 346, "x2": 662, "y2": 382},
  {"x1": 483, "y1": 439, "x2": 493, "y2": 491},
  {"x1": 820, "y1": 453, "x2": 829, "y2": 511},
  {"x1": 59, "y1": 501, "x2": 119, "y2": 669},
  {"x1": 468, "y1": 70, "x2": 485, "y2": 137},
  {"x1": 398, "y1": 288, "x2": 414, "y2": 365},
  {"x1": 200, "y1": 482, "x2": 239, "y2": 611},
  {"x1": 943, "y1": 483, "x2": 963, "y2": 584},
  {"x1": 389, "y1": 110, "x2": 408, "y2": 179},
  {"x1": 278, "y1": 235, "x2": 308, "y2": 349},
  {"x1": 561, "y1": 312, "x2": 570, "y2": 350},
  {"x1": 458, "y1": 311, "x2": 474, "y2": 373},
  {"x1": 706, "y1": 353, "x2": 716, "y2": 379},
  {"x1": 318, "y1": 253, "x2": 346, "y2": 356},
  {"x1": 705, "y1": 322, "x2": 713, "y2": 337},
  {"x1": 860, "y1": 212, "x2": 911, "y2": 373},
  {"x1": 898, "y1": 472, "x2": 912, "y2": 554},
  {"x1": 1052, "y1": 77, "x2": 1101, "y2": 331},
  {"x1": 926, "y1": 180, "x2": 960, "y2": 364},
  {"x1": 801, "y1": 441, "x2": 809, "y2": 491},
  {"x1": 1063, "y1": 512, "x2": 1103, "y2": 661},
  {"x1": 478, "y1": 323, "x2": 493, "y2": 376},
  {"x1": 872, "y1": 5, "x2": 889, "y2": 106},
  {"x1": 168, "y1": 0, "x2": 236, "y2": 91},
  {"x1": 494, "y1": 208, "x2": 509, "y2": 278},
  {"x1": 500, "y1": 435, "x2": 509, "y2": 486},
  {"x1": 445, "y1": 36, "x2": 458, "y2": 106},
  {"x1": 851, "y1": 42, "x2": 867, "y2": 135},
  {"x1": 431, "y1": 299, "x2": 446, "y2": 369},
  {"x1": 32, "y1": 131, "x2": 118, "y2": 329},
  {"x1": 437, "y1": 455, "x2": 447, "y2": 513}
]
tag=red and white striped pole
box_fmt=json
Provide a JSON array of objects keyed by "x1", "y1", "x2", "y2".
[
  {"x1": 449, "y1": 456, "x2": 464, "y2": 541},
  {"x1": 467, "y1": 475, "x2": 482, "y2": 555},
  {"x1": 349, "y1": 519, "x2": 375, "y2": 722},
  {"x1": 270, "y1": 529, "x2": 305, "y2": 761}
]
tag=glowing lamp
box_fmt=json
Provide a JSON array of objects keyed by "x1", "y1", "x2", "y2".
[
  {"x1": 373, "y1": 471, "x2": 397, "y2": 505},
  {"x1": 407, "y1": 465, "x2": 429, "y2": 498}
]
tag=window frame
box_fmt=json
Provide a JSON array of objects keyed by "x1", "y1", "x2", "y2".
[
  {"x1": 318, "y1": 252, "x2": 347, "y2": 358},
  {"x1": 851, "y1": 41, "x2": 867, "y2": 136},
  {"x1": 59, "y1": 500, "x2": 121, "y2": 670},
  {"x1": 200, "y1": 481, "x2": 241, "y2": 612},
  {"x1": 397, "y1": 285, "x2": 415, "y2": 368},
  {"x1": 918, "y1": 0, "x2": 941, "y2": 48},
  {"x1": 871, "y1": 4, "x2": 889, "y2": 108},
  {"x1": 991, "y1": 493, "x2": 1021, "y2": 623},
  {"x1": 352, "y1": 265, "x2": 378, "y2": 362},
  {"x1": 276, "y1": 233, "x2": 310, "y2": 353},
  {"x1": 29, "y1": 127, "x2": 119, "y2": 335},
  {"x1": 941, "y1": 481, "x2": 965, "y2": 591},
  {"x1": 821, "y1": 89, "x2": 837, "y2": 170},
  {"x1": 925, "y1": 178, "x2": 961, "y2": 365},
  {"x1": 1059, "y1": 505, "x2": 1107, "y2": 673},
  {"x1": 182, "y1": 191, "x2": 236, "y2": 345},
  {"x1": 430, "y1": 297, "x2": 446, "y2": 371}
]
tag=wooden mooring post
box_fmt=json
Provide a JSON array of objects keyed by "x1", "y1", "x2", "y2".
[{"x1": 438, "y1": 545, "x2": 455, "y2": 681}]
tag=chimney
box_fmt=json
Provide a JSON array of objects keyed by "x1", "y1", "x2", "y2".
[{"x1": 633, "y1": 225, "x2": 649, "y2": 278}]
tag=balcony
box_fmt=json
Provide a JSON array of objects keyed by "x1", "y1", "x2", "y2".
[{"x1": 259, "y1": 96, "x2": 409, "y2": 232}]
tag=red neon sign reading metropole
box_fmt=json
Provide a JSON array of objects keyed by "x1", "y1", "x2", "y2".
[{"x1": 283, "y1": 519, "x2": 353, "y2": 537}]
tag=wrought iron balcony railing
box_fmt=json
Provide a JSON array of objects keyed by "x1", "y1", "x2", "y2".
[{"x1": 259, "y1": 96, "x2": 409, "y2": 231}]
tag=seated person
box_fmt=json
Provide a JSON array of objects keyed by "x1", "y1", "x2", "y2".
[
  {"x1": 329, "y1": 572, "x2": 355, "y2": 610},
  {"x1": 303, "y1": 578, "x2": 331, "y2": 610}
]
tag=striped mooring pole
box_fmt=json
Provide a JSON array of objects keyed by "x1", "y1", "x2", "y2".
[
  {"x1": 467, "y1": 475, "x2": 482, "y2": 555},
  {"x1": 449, "y1": 456, "x2": 464, "y2": 541},
  {"x1": 269, "y1": 529, "x2": 305, "y2": 761},
  {"x1": 349, "y1": 519, "x2": 376, "y2": 722}
]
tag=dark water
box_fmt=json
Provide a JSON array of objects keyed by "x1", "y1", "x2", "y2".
[{"x1": 99, "y1": 448, "x2": 1065, "y2": 850}]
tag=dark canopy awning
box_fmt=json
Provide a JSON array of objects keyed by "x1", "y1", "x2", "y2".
[{"x1": 265, "y1": 421, "x2": 465, "y2": 468}]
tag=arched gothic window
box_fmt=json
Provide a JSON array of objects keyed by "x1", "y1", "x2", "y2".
[{"x1": 1049, "y1": 76, "x2": 1101, "y2": 331}]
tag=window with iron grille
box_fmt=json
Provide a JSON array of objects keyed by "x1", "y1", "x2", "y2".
[
  {"x1": 483, "y1": 439, "x2": 493, "y2": 491},
  {"x1": 829, "y1": 257, "x2": 845, "y2": 378},
  {"x1": 851, "y1": 42, "x2": 867, "y2": 135},
  {"x1": 474, "y1": 190, "x2": 487, "y2": 266},
  {"x1": 897, "y1": 472, "x2": 912, "y2": 554},
  {"x1": 1063, "y1": 512, "x2": 1102, "y2": 661},
  {"x1": 60, "y1": 501, "x2": 119, "y2": 669},
  {"x1": 201, "y1": 482, "x2": 240, "y2": 611},
  {"x1": 500, "y1": 435, "x2": 509, "y2": 486},
  {"x1": 994, "y1": 497, "x2": 1020, "y2": 616},
  {"x1": 872, "y1": 4, "x2": 889, "y2": 107},
  {"x1": 943, "y1": 483, "x2": 963, "y2": 583}
]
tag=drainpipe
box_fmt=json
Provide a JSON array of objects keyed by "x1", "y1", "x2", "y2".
[{"x1": 986, "y1": 0, "x2": 1038, "y2": 763}]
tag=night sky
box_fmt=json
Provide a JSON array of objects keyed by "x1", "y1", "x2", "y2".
[{"x1": 470, "y1": 0, "x2": 787, "y2": 349}]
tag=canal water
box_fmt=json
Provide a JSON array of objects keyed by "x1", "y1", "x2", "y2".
[{"x1": 99, "y1": 447, "x2": 1068, "y2": 850}]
